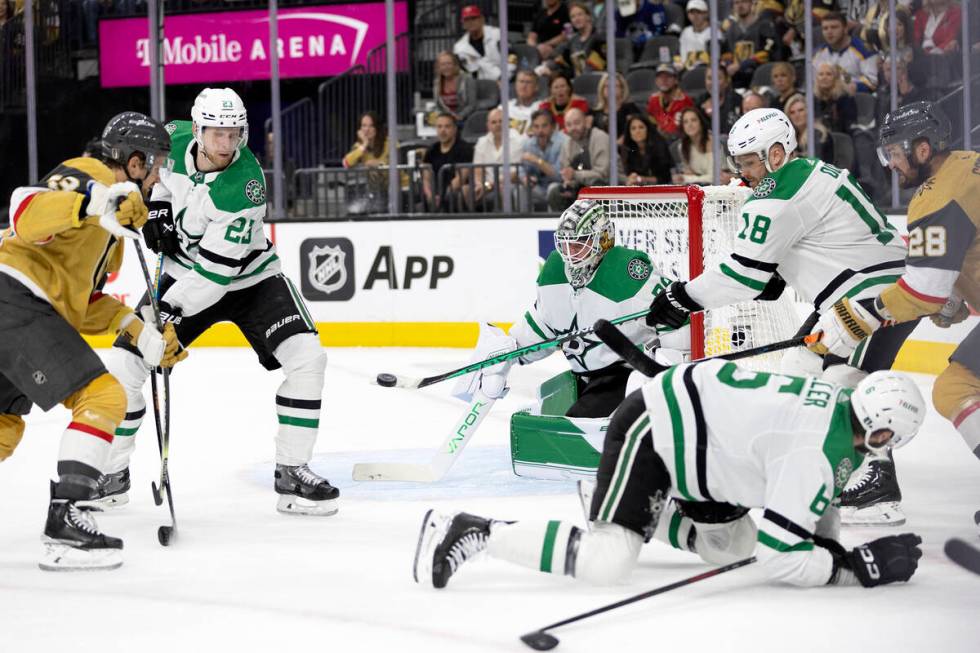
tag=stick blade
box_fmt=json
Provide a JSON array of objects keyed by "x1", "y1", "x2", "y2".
[
  {"x1": 520, "y1": 631, "x2": 560, "y2": 651},
  {"x1": 945, "y1": 538, "x2": 980, "y2": 575},
  {"x1": 352, "y1": 462, "x2": 441, "y2": 483}
]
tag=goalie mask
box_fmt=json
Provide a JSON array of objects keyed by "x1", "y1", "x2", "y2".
[
  {"x1": 554, "y1": 200, "x2": 614, "y2": 289},
  {"x1": 850, "y1": 371, "x2": 926, "y2": 454}
]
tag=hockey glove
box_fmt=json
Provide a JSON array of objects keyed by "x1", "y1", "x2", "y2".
[
  {"x1": 143, "y1": 200, "x2": 179, "y2": 255},
  {"x1": 117, "y1": 313, "x2": 166, "y2": 368},
  {"x1": 929, "y1": 294, "x2": 970, "y2": 328},
  {"x1": 809, "y1": 297, "x2": 884, "y2": 357},
  {"x1": 646, "y1": 281, "x2": 701, "y2": 330},
  {"x1": 829, "y1": 534, "x2": 923, "y2": 588},
  {"x1": 139, "y1": 305, "x2": 187, "y2": 368},
  {"x1": 85, "y1": 181, "x2": 148, "y2": 238}
]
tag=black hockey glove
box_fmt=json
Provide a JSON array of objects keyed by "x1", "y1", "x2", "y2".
[
  {"x1": 829, "y1": 534, "x2": 923, "y2": 588},
  {"x1": 143, "y1": 200, "x2": 179, "y2": 255},
  {"x1": 646, "y1": 281, "x2": 702, "y2": 330},
  {"x1": 156, "y1": 300, "x2": 183, "y2": 326},
  {"x1": 754, "y1": 272, "x2": 786, "y2": 302}
]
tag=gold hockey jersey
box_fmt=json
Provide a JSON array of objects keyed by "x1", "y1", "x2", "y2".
[
  {"x1": 880, "y1": 150, "x2": 980, "y2": 320},
  {"x1": 0, "y1": 157, "x2": 133, "y2": 334}
]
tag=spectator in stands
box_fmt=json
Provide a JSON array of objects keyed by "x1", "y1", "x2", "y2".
[
  {"x1": 520, "y1": 109, "x2": 567, "y2": 210},
  {"x1": 769, "y1": 61, "x2": 798, "y2": 110},
  {"x1": 696, "y1": 65, "x2": 741, "y2": 134},
  {"x1": 813, "y1": 11, "x2": 878, "y2": 93},
  {"x1": 914, "y1": 0, "x2": 962, "y2": 55},
  {"x1": 433, "y1": 51, "x2": 478, "y2": 125},
  {"x1": 859, "y1": 1, "x2": 914, "y2": 53},
  {"x1": 741, "y1": 91, "x2": 768, "y2": 114},
  {"x1": 813, "y1": 62, "x2": 857, "y2": 133},
  {"x1": 539, "y1": 73, "x2": 590, "y2": 131},
  {"x1": 591, "y1": 72, "x2": 642, "y2": 139},
  {"x1": 552, "y1": 0, "x2": 606, "y2": 78},
  {"x1": 722, "y1": 0, "x2": 785, "y2": 89},
  {"x1": 646, "y1": 63, "x2": 693, "y2": 140},
  {"x1": 784, "y1": 93, "x2": 834, "y2": 162},
  {"x1": 528, "y1": 0, "x2": 571, "y2": 61},
  {"x1": 673, "y1": 107, "x2": 728, "y2": 185},
  {"x1": 621, "y1": 113, "x2": 672, "y2": 186},
  {"x1": 343, "y1": 111, "x2": 390, "y2": 169},
  {"x1": 616, "y1": 0, "x2": 682, "y2": 58},
  {"x1": 0, "y1": 0, "x2": 12, "y2": 28},
  {"x1": 547, "y1": 107, "x2": 611, "y2": 211},
  {"x1": 507, "y1": 69, "x2": 542, "y2": 141},
  {"x1": 874, "y1": 57, "x2": 933, "y2": 129},
  {"x1": 781, "y1": 0, "x2": 843, "y2": 61},
  {"x1": 471, "y1": 108, "x2": 523, "y2": 208},
  {"x1": 454, "y1": 5, "x2": 502, "y2": 81},
  {"x1": 679, "y1": 0, "x2": 712, "y2": 70},
  {"x1": 422, "y1": 112, "x2": 475, "y2": 212},
  {"x1": 873, "y1": 7, "x2": 921, "y2": 80}
]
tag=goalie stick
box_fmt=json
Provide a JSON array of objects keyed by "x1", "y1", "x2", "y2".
[
  {"x1": 352, "y1": 389, "x2": 497, "y2": 482},
  {"x1": 373, "y1": 309, "x2": 651, "y2": 390}
]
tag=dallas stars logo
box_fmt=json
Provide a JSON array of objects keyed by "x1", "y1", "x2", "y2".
[
  {"x1": 753, "y1": 176, "x2": 776, "y2": 198},
  {"x1": 834, "y1": 458, "x2": 854, "y2": 489},
  {"x1": 627, "y1": 257, "x2": 650, "y2": 281},
  {"x1": 554, "y1": 314, "x2": 604, "y2": 369},
  {"x1": 245, "y1": 179, "x2": 266, "y2": 205}
]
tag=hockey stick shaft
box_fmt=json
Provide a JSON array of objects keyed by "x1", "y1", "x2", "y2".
[
  {"x1": 379, "y1": 309, "x2": 651, "y2": 389},
  {"x1": 525, "y1": 557, "x2": 755, "y2": 641}
]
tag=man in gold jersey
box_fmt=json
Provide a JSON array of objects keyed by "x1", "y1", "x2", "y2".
[
  {"x1": 0, "y1": 112, "x2": 183, "y2": 571},
  {"x1": 812, "y1": 101, "x2": 980, "y2": 516}
]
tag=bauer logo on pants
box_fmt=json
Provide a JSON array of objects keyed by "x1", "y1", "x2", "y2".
[{"x1": 300, "y1": 238, "x2": 355, "y2": 301}]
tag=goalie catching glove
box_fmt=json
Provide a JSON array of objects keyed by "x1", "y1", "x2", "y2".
[
  {"x1": 809, "y1": 296, "x2": 889, "y2": 357},
  {"x1": 116, "y1": 307, "x2": 187, "y2": 368}
]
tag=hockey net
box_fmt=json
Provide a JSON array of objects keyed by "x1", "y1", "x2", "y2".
[{"x1": 579, "y1": 185, "x2": 804, "y2": 371}]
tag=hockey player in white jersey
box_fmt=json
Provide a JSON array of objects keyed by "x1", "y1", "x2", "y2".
[
  {"x1": 414, "y1": 364, "x2": 925, "y2": 590},
  {"x1": 643, "y1": 108, "x2": 915, "y2": 524},
  {"x1": 96, "y1": 88, "x2": 338, "y2": 515}
]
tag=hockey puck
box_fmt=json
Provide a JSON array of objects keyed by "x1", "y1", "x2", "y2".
[
  {"x1": 158, "y1": 526, "x2": 174, "y2": 546},
  {"x1": 519, "y1": 631, "x2": 559, "y2": 651},
  {"x1": 376, "y1": 373, "x2": 398, "y2": 387}
]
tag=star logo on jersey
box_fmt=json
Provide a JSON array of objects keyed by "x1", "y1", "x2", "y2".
[
  {"x1": 627, "y1": 257, "x2": 651, "y2": 281},
  {"x1": 753, "y1": 177, "x2": 776, "y2": 198},
  {"x1": 164, "y1": 122, "x2": 177, "y2": 135},
  {"x1": 834, "y1": 458, "x2": 854, "y2": 489},
  {"x1": 245, "y1": 179, "x2": 266, "y2": 205},
  {"x1": 553, "y1": 315, "x2": 604, "y2": 369}
]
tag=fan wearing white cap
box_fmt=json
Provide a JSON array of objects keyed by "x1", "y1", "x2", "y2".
[
  {"x1": 679, "y1": 0, "x2": 712, "y2": 70},
  {"x1": 643, "y1": 106, "x2": 917, "y2": 525}
]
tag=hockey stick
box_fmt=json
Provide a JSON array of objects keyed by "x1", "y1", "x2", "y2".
[
  {"x1": 519, "y1": 557, "x2": 757, "y2": 650},
  {"x1": 373, "y1": 309, "x2": 652, "y2": 390},
  {"x1": 132, "y1": 244, "x2": 177, "y2": 546},
  {"x1": 352, "y1": 389, "x2": 497, "y2": 482},
  {"x1": 593, "y1": 319, "x2": 820, "y2": 377}
]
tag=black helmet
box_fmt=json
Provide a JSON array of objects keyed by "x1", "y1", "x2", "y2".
[
  {"x1": 101, "y1": 112, "x2": 171, "y2": 169},
  {"x1": 877, "y1": 101, "x2": 951, "y2": 166}
]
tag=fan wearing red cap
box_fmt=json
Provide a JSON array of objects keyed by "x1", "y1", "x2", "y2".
[{"x1": 453, "y1": 5, "x2": 503, "y2": 80}]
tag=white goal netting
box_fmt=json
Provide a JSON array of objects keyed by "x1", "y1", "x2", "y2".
[{"x1": 581, "y1": 185, "x2": 805, "y2": 371}]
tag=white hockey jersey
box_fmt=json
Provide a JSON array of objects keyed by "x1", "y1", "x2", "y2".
[
  {"x1": 153, "y1": 120, "x2": 281, "y2": 316},
  {"x1": 511, "y1": 247, "x2": 685, "y2": 374},
  {"x1": 641, "y1": 359, "x2": 863, "y2": 587},
  {"x1": 685, "y1": 158, "x2": 907, "y2": 314}
]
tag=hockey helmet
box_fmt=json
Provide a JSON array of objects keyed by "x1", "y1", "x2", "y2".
[
  {"x1": 554, "y1": 199, "x2": 614, "y2": 288},
  {"x1": 191, "y1": 87, "x2": 249, "y2": 151},
  {"x1": 876, "y1": 101, "x2": 951, "y2": 167},
  {"x1": 850, "y1": 371, "x2": 926, "y2": 453},
  {"x1": 100, "y1": 112, "x2": 171, "y2": 170},
  {"x1": 727, "y1": 108, "x2": 797, "y2": 174}
]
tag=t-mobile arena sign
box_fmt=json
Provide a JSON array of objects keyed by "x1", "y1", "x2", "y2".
[{"x1": 99, "y1": 3, "x2": 408, "y2": 88}]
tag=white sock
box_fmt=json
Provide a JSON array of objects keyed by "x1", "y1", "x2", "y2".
[
  {"x1": 488, "y1": 520, "x2": 581, "y2": 575},
  {"x1": 954, "y1": 401, "x2": 980, "y2": 461}
]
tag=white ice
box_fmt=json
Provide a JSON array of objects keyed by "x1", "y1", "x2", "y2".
[{"x1": 1, "y1": 347, "x2": 978, "y2": 652}]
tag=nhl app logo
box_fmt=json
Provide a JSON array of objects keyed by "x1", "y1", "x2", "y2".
[{"x1": 300, "y1": 238, "x2": 355, "y2": 301}]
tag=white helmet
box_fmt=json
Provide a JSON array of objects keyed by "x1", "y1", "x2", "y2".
[
  {"x1": 191, "y1": 87, "x2": 249, "y2": 151},
  {"x1": 727, "y1": 108, "x2": 797, "y2": 174},
  {"x1": 850, "y1": 371, "x2": 926, "y2": 452},
  {"x1": 554, "y1": 199, "x2": 614, "y2": 289}
]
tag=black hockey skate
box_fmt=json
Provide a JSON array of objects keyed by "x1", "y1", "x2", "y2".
[
  {"x1": 78, "y1": 468, "x2": 131, "y2": 509},
  {"x1": 413, "y1": 509, "x2": 491, "y2": 589},
  {"x1": 274, "y1": 463, "x2": 339, "y2": 516},
  {"x1": 840, "y1": 453, "x2": 904, "y2": 526},
  {"x1": 40, "y1": 481, "x2": 123, "y2": 571}
]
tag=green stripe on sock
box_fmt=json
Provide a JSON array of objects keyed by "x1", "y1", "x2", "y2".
[
  {"x1": 114, "y1": 427, "x2": 138, "y2": 436},
  {"x1": 540, "y1": 520, "x2": 561, "y2": 572},
  {"x1": 277, "y1": 415, "x2": 320, "y2": 429},
  {"x1": 667, "y1": 510, "x2": 684, "y2": 550}
]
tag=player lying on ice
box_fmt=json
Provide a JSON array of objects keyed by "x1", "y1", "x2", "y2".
[{"x1": 415, "y1": 364, "x2": 925, "y2": 589}]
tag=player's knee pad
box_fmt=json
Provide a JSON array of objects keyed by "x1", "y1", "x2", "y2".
[
  {"x1": 0, "y1": 414, "x2": 26, "y2": 462},
  {"x1": 276, "y1": 333, "x2": 326, "y2": 386},
  {"x1": 932, "y1": 362, "x2": 980, "y2": 422},
  {"x1": 63, "y1": 373, "x2": 127, "y2": 435},
  {"x1": 573, "y1": 521, "x2": 644, "y2": 585},
  {"x1": 693, "y1": 514, "x2": 757, "y2": 566},
  {"x1": 820, "y1": 363, "x2": 867, "y2": 388}
]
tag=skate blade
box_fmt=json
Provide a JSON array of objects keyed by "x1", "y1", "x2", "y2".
[
  {"x1": 76, "y1": 493, "x2": 130, "y2": 511},
  {"x1": 412, "y1": 508, "x2": 448, "y2": 587},
  {"x1": 840, "y1": 502, "x2": 905, "y2": 526},
  {"x1": 276, "y1": 494, "x2": 338, "y2": 516},
  {"x1": 39, "y1": 540, "x2": 122, "y2": 572},
  {"x1": 577, "y1": 480, "x2": 596, "y2": 531}
]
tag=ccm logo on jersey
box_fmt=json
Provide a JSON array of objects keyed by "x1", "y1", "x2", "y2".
[{"x1": 266, "y1": 314, "x2": 301, "y2": 338}]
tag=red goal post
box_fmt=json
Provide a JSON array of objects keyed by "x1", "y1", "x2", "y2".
[{"x1": 578, "y1": 184, "x2": 802, "y2": 369}]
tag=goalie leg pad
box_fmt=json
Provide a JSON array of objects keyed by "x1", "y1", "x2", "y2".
[
  {"x1": 0, "y1": 414, "x2": 26, "y2": 461},
  {"x1": 274, "y1": 333, "x2": 326, "y2": 466}
]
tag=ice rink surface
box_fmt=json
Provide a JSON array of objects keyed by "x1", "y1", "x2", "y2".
[{"x1": 2, "y1": 347, "x2": 978, "y2": 652}]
